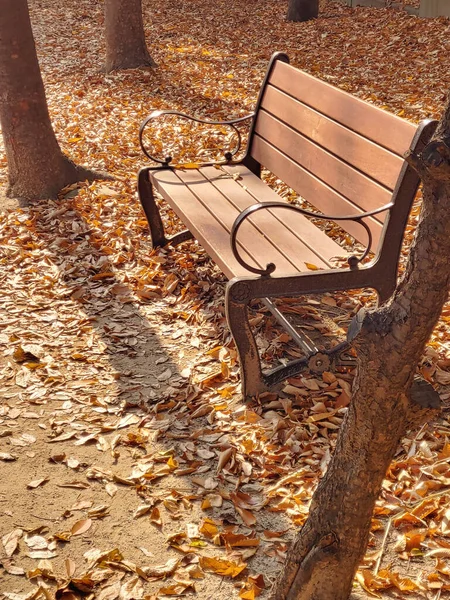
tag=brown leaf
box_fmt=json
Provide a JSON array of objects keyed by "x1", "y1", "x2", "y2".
[
  {"x1": 150, "y1": 506, "x2": 162, "y2": 526},
  {"x1": 143, "y1": 557, "x2": 179, "y2": 578},
  {"x1": 235, "y1": 506, "x2": 257, "y2": 526},
  {"x1": 221, "y1": 532, "x2": 260, "y2": 548},
  {"x1": 200, "y1": 556, "x2": 247, "y2": 578},
  {"x1": 239, "y1": 574, "x2": 265, "y2": 599},
  {"x1": 199, "y1": 518, "x2": 220, "y2": 540},
  {"x1": 216, "y1": 447, "x2": 233, "y2": 473},
  {"x1": 71, "y1": 519, "x2": 92, "y2": 536},
  {"x1": 27, "y1": 477, "x2": 49, "y2": 489},
  {"x1": 201, "y1": 494, "x2": 223, "y2": 509},
  {"x1": 2, "y1": 529, "x2": 23, "y2": 557},
  {"x1": 158, "y1": 582, "x2": 196, "y2": 595},
  {"x1": 65, "y1": 558, "x2": 76, "y2": 578}
]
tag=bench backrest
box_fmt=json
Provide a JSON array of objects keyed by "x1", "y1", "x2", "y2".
[{"x1": 247, "y1": 53, "x2": 435, "y2": 259}]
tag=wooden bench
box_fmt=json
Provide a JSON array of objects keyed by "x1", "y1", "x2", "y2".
[{"x1": 137, "y1": 52, "x2": 436, "y2": 399}]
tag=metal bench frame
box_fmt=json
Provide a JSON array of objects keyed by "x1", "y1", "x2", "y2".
[{"x1": 137, "y1": 52, "x2": 436, "y2": 399}]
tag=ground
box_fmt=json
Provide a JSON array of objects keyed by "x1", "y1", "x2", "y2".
[{"x1": 2, "y1": 0, "x2": 450, "y2": 599}]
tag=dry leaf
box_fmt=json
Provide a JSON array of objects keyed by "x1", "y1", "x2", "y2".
[
  {"x1": 201, "y1": 494, "x2": 223, "y2": 509},
  {"x1": 216, "y1": 447, "x2": 233, "y2": 473},
  {"x1": 105, "y1": 482, "x2": 118, "y2": 497},
  {"x1": 0, "y1": 452, "x2": 17, "y2": 461},
  {"x1": 158, "y1": 582, "x2": 196, "y2": 595},
  {"x1": 222, "y1": 532, "x2": 260, "y2": 548},
  {"x1": 235, "y1": 507, "x2": 257, "y2": 526},
  {"x1": 27, "y1": 477, "x2": 49, "y2": 489},
  {"x1": 143, "y1": 557, "x2": 179, "y2": 578},
  {"x1": 133, "y1": 504, "x2": 153, "y2": 518},
  {"x1": 65, "y1": 558, "x2": 76, "y2": 578},
  {"x1": 2, "y1": 529, "x2": 23, "y2": 557},
  {"x1": 199, "y1": 556, "x2": 247, "y2": 577},
  {"x1": 25, "y1": 535, "x2": 48, "y2": 550},
  {"x1": 239, "y1": 574, "x2": 265, "y2": 599},
  {"x1": 71, "y1": 519, "x2": 92, "y2": 536}
]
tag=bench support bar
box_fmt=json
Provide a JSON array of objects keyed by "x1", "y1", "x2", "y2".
[{"x1": 262, "y1": 298, "x2": 319, "y2": 356}]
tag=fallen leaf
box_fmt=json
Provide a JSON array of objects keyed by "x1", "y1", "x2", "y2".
[
  {"x1": 143, "y1": 557, "x2": 179, "y2": 578},
  {"x1": 133, "y1": 504, "x2": 153, "y2": 518},
  {"x1": 25, "y1": 535, "x2": 48, "y2": 550},
  {"x1": 27, "y1": 477, "x2": 49, "y2": 489},
  {"x1": 221, "y1": 532, "x2": 260, "y2": 548},
  {"x1": 0, "y1": 452, "x2": 17, "y2": 461},
  {"x1": 217, "y1": 447, "x2": 233, "y2": 473},
  {"x1": 2, "y1": 529, "x2": 23, "y2": 557},
  {"x1": 158, "y1": 582, "x2": 196, "y2": 595},
  {"x1": 200, "y1": 556, "x2": 247, "y2": 577},
  {"x1": 71, "y1": 519, "x2": 92, "y2": 536},
  {"x1": 65, "y1": 558, "x2": 77, "y2": 578}
]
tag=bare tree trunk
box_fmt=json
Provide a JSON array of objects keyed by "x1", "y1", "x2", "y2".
[
  {"x1": 271, "y1": 108, "x2": 450, "y2": 598},
  {"x1": 0, "y1": 0, "x2": 99, "y2": 201},
  {"x1": 104, "y1": 0, "x2": 156, "y2": 72},
  {"x1": 287, "y1": 0, "x2": 319, "y2": 22}
]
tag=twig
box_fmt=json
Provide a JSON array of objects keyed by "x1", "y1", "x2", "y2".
[
  {"x1": 30, "y1": 514, "x2": 59, "y2": 522},
  {"x1": 406, "y1": 488, "x2": 450, "y2": 510},
  {"x1": 374, "y1": 517, "x2": 392, "y2": 575}
]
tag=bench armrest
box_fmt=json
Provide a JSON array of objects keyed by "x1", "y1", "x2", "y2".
[
  {"x1": 139, "y1": 109, "x2": 255, "y2": 166},
  {"x1": 230, "y1": 201, "x2": 394, "y2": 276}
]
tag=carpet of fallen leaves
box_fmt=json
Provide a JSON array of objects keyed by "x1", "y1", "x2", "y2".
[{"x1": 2, "y1": 1, "x2": 450, "y2": 599}]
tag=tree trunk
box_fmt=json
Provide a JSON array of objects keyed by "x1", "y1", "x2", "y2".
[
  {"x1": 271, "y1": 108, "x2": 450, "y2": 598},
  {"x1": 104, "y1": 0, "x2": 156, "y2": 72},
  {"x1": 0, "y1": 0, "x2": 99, "y2": 201},
  {"x1": 286, "y1": 0, "x2": 319, "y2": 22}
]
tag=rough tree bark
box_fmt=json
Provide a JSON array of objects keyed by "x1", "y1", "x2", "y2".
[
  {"x1": 104, "y1": 0, "x2": 156, "y2": 72},
  {"x1": 0, "y1": 0, "x2": 99, "y2": 201},
  {"x1": 286, "y1": 0, "x2": 319, "y2": 22},
  {"x1": 271, "y1": 108, "x2": 450, "y2": 598}
]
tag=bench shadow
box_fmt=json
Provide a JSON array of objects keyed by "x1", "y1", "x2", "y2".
[
  {"x1": 22, "y1": 189, "x2": 296, "y2": 591},
  {"x1": 26, "y1": 193, "x2": 193, "y2": 411}
]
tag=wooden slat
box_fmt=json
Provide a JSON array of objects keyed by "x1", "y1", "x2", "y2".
[
  {"x1": 218, "y1": 165, "x2": 348, "y2": 266},
  {"x1": 200, "y1": 166, "x2": 344, "y2": 270},
  {"x1": 251, "y1": 136, "x2": 384, "y2": 250},
  {"x1": 254, "y1": 112, "x2": 393, "y2": 216},
  {"x1": 151, "y1": 166, "x2": 347, "y2": 278},
  {"x1": 173, "y1": 168, "x2": 300, "y2": 274},
  {"x1": 151, "y1": 169, "x2": 254, "y2": 278},
  {"x1": 259, "y1": 85, "x2": 403, "y2": 191},
  {"x1": 268, "y1": 61, "x2": 416, "y2": 156},
  {"x1": 152, "y1": 168, "x2": 314, "y2": 278}
]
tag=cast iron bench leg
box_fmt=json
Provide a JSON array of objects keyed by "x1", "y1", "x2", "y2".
[
  {"x1": 226, "y1": 280, "x2": 267, "y2": 399},
  {"x1": 138, "y1": 167, "x2": 194, "y2": 249}
]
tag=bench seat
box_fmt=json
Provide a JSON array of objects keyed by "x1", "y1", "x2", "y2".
[{"x1": 151, "y1": 164, "x2": 346, "y2": 279}]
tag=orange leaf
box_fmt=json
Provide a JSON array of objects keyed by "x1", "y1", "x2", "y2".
[
  {"x1": 199, "y1": 556, "x2": 246, "y2": 577},
  {"x1": 71, "y1": 519, "x2": 92, "y2": 536},
  {"x1": 222, "y1": 533, "x2": 259, "y2": 548}
]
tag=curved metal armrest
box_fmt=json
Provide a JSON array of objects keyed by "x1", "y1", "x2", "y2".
[
  {"x1": 139, "y1": 109, "x2": 255, "y2": 166},
  {"x1": 230, "y1": 200, "x2": 394, "y2": 276}
]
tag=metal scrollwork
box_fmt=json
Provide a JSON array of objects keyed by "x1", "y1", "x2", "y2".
[
  {"x1": 230, "y1": 201, "x2": 395, "y2": 276},
  {"x1": 139, "y1": 110, "x2": 255, "y2": 166}
]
